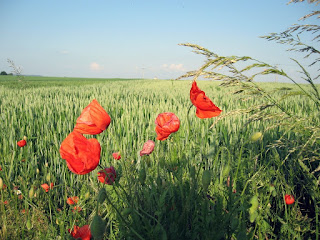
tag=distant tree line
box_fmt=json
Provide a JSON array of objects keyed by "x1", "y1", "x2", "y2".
[{"x1": 0, "y1": 71, "x2": 13, "y2": 75}]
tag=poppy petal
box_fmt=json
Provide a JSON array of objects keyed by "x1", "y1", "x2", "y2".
[
  {"x1": 60, "y1": 131, "x2": 101, "y2": 175},
  {"x1": 190, "y1": 81, "x2": 222, "y2": 118},
  {"x1": 74, "y1": 99, "x2": 111, "y2": 135}
]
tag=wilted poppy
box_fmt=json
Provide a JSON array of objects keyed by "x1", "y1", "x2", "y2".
[
  {"x1": 69, "y1": 225, "x2": 92, "y2": 240},
  {"x1": 155, "y1": 112, "x2": 180, "y2": 140},
  {"x1": 112, "y1": 152, "x2": 121, "y2": 160},
  {"x1": 140, "y1": 140, "x2": 155, "y2": 156},
  {"x1": 41, "y1": 183, "x2": 54, "y2": 192},
  {"x1": 74, "y1": 99, "x2": 111, "y2": 135},
  {"x1": 190, "y1": 80, "x2": 222, "y2": 118},
  {"x1": 17, "y1": 139, "x2": 27, "y2": 147},
  {"x1": 67, "y1": 196, "x2": 79, "y2": 205},
  {"x1": 285, "y1": 194, "x2": 295, "y2": 205},
  {"x1": 60, "y1": 131, "x2": 101, "y2": 175},
  {"x1": 98, "y1": 166, "x2": 116, "y2": 185}
]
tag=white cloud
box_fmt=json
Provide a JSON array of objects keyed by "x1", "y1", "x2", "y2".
[
  {"x1": 90, "y1": 62, "x2": 103, "y2": 71},
  {"x1": 57, "y1": 50, "x2": 69, "y2": 55},
  {"x1": 162, "y1": 63, "x2": 185, "y2": 72}
]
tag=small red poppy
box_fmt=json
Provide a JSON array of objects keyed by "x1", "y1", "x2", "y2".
[
  {"x1": 140, "y1": 140, "x2": 155, "y2": 156},
  {"x1": 69, "y1": 225, "x2": 92, "y2": 240},
  {"x1": 285, "y1": 194, "x2": 295, "y2": 205},
  {"x1": 155, "y1": 112, "x2": 180, "y2": 141},
  {"x1": 67, "y1": 196, "x2": 79, "y2": 205},
  {"x1": 190, "y1": 80, "x2": 222, "y2": 118},
  {"x1": 72, "y1": 206, "x2": 82, "y2": 213},
  {"x1": 41, "y1": 183, "x2": 54, "y2": 192},
  {"x1": 112, "y1": 152, "x2": 121, "y2": 160},
  {"x1": 60, "y1": 131, "x2": 101, "y2": 175},
  {"x1": 17, "y1": 139, "x2": 27, "y2": 147},
  {"x1": 74, "y1": 99, "x2": 111, "y2": 135},
  {"x1": 98, "y1": 166, "x2": 116, "y2": 185}
]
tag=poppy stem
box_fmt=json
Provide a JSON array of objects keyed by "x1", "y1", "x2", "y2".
[
  {"x1": 187, "y1": 104, "x2": 193, "y2": 142},
  {"x1": 98, "y1": 164, "x2": 104, "y2": 170}
]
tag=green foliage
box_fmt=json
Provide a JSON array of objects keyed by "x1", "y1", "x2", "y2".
[{"x1": 0, "y1": 76, "x2": 318, "y2": 239}]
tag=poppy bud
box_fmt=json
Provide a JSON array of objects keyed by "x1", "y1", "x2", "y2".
[
  {"x1": 0, "y1": 177, "x2": 3, "y2": 190},
  {"x1": 23, "y1": 136, "x2": 28, "y2": 140},
  {"x1": 250, "y1": 132, "x2": 262, "y2": 142},
  {"x1": 249, "y1": 195, "x2": 259, "y2": 223},
  {"x1": 46, "y1": 173, "x2": 51, "y2": 182},
  {"x1": 139, "y1": 167, "x2": 146, "y2": 185},
  {"x1": 121, "y1": 207, "x2": 132, "y2": 216},
  {"x1": 84, "y1": 191, "x2": 90, "y2": 200},
  {"x1": 29, "y1": 187, "x2": 34, "y2": 199},
  {"x1": 202, "y1": 170, "x2": 211, "y2": 191},
  {"x1": 26, "y1": 219, "x2": 32, "y2": 230},
  {"x1": 90, "y1": 214, "x2": 105, "y2": 240},
  {"x1": 97, "y1": 188, "x2": 107, "y2": 204},
  {"x1": 250, "y1": 195, "x2": 259, "y2": 212},
  {"x1": 36, "y1": 168, "x2": 40, "y2": 174}
]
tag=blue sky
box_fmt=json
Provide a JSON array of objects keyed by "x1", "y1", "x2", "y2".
[{"x1": 0, "y1": 0, "x2": 318, "y2": 80}]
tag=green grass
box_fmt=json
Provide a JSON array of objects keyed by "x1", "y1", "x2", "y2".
[{"x1": 0, "y1": 76, "x2": 319, "y2": 239}]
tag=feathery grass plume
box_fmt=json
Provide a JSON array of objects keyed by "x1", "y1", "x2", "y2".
[
  {"x1": 177, "y1": 2, "x2": 320, "y2": 237},
  {"x1": 7, "y1": 59, "x2": 25, "y2": 82}
]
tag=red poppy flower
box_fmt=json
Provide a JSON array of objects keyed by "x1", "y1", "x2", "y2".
[
  {"x1": 69, "y1": 225, "x2": 92, "y2": 240},
  {"x1": 67, "y1": 196, "x2": 79, "y2": 205},
  {"x1": 155, "y1": 112, "x2": 180, "y2": 141},
  {"x1": 112, "y1": 152, "x2": 121, "y2": 160},
  {"x1": 98, "y1": 166, "x2": 116, "y2": 185},
  {"x1": 140, "y1": 140, "x2": 155, "y2": 156},
  {"x1": 60, "y1": 131, "x2": 101, "y2": 175},
  {"x1": 17, "y1": 139, "x2": 27, "y2": 147},
  {"x1": 41, "y1": 183, "x2": 54, "y2": 192},
  {"x1": 74, "y1": 99, "x2": 111, "y2": 135},
  {"x1": 72, "y1": 206, "x2": 82, "y2": 213},
  {"x1": 190, "y1": 80, "x2": 222, "y2": 118},
  {"x1": 285, "y1": 194, "x2": 295, "y2": 205}
]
